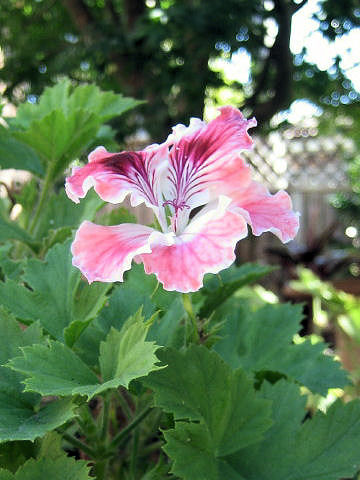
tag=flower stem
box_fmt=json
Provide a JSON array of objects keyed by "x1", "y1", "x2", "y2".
[
  {"x1": 130, "y1": 427, "x2": 139, "y2": 479},
  {"x1": 100, "y1": 395, "x2": 111, "y2": 441},
  {"x1": 110, "y1": 406, "x2": 152, "y2": 449},
  {"x1": 93, "y1": 459, "x2": 109, "y2": 480},
  {"x1": 76, "y1": 404, "x2": 98, "y2": 440},
  {"x1": 140, "y1": 440, "x2": 164, "y2": 457},
  {"x1": 116, "y1": 389, "x2": 133, "y2": 419},
  {"x1": 28, "y1": 167, "x2": 53, "y2": 235},
  {"x1": 182, "y1": 293, "x2": 200, "y2": 343},
  {"x1": 63, "y1": 433, "x2": 97, "y2": 458}
]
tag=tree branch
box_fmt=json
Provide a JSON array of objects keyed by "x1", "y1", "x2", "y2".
[
  {"x1": 105, "y1": 0, "x2": 120, "y2": 23},
  {"x1": 124, "y1": 0, "x2": 146, "y2": 31},
  {"x1": 245, "y1": 0, "x2": 294, "y2": 124},
  {"x1": 61, "y1": 0, "x2": 94, "y2": 36},
  {"x1": 292, "y1": 0, "x2": 308, "y2": 14}
]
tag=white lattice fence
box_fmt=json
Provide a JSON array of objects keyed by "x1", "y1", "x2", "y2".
[
  {"x1": 243, "y1": 131, "x2": 352, "y2": 194},
  {"x1": 238, "y1": 130, "x2": 354, "y2": 259}
]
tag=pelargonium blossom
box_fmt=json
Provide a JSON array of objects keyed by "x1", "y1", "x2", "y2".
[{"x1": 65, "y1": 106, "x2": 299, "y2": 292}]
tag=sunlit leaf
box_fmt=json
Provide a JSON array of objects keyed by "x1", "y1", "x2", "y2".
[
  {"x1": 15, "y1": 109, "x2": 99, "y2": 179},
  {"x1": 10, "y1": 79, "x2": 141, "y2": 180},
  {"x1": 8, "y1": 313, "x2": 162, "y2": 399},
  {"x1": 226, "y1": 380, "x2": 360, "y2": 480},
  {"x1": 214, "y1": 302, "x2": 349, "y2": 395}
]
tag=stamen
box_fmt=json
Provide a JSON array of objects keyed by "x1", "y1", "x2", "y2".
[{"x1": 163, "y1": 199, "x2": 190, "y2": 213}]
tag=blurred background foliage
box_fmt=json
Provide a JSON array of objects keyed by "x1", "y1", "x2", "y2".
[
  {"x1": 1, "y1": 0, "x2": 360, "y2": 292},
  {"x1": 0, "y1": 0, "x2": 359, "y2": 141}
]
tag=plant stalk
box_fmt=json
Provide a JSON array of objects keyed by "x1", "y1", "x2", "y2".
[
  {"x1": 100, "y1": 395, "x2": 111, "y2": 442},
  {"x1": 93, "y1": 459, "x2": 109, "y2": 480},
  {"x1": 63, "y1": 433, "x2": 97, "y2": 458},
  {"x1": 130, "y1": 428, "x2": 139, "y2": 479},
  {"x1": 116, "y1": 389, "x2": 133, "y2": 419},
  {"x1": 28, "y1": 167, "x2": 53, "y2": 235},
  {"x1": 110, "y1": 406, "x2": 153, "y2": 449},
  {"x1": 182, "y1": 293, "x2": 200, "y2": 342}
]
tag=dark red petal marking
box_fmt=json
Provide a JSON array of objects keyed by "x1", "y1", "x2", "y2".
[
  {"x1": 65, "y1": 145, "x2": 167, "y2": 208},
  {"x1": 166, "y1": 106, "x2": 256, "y2": 209}
]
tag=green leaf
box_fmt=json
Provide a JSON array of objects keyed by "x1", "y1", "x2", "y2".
[
  {"x1": 0, "y1": 240, "x2": 78, "y2": 339},
  {"x1": 63, "y1": 319, "x2": 93, "y2": 349},
  {"x1": 92, "y1": 124, "x2": 118, "y2": 152},
  {"x1": 164, "y1": 422, "x2": 250, "y2": 480},
  {"x1": 15, "y1": 109, "x2": 99, "y2": 178},
  {"x1": 147, "y1": 296, "x2": 186, "y2": 349},
  {"x1": 37, "y1": 432, "x2": 64, "y2": 461},
  {"x1": 0, "y1": 213, "x2": 35, "y2": 246},
  {"x1": 164, "y1": 423, "x2": 224, "y2": 480},
  {"x1": 0, "y1": 454, "x2": 91, "y2": 480},
  {"x1": 11, "y1": 79, "x2": 140, "y2": 130},
  {"x1": 13, "y1": 179, "x2": 38, "y2": 229},
  {"x1": 40, "y1": 227, "x2": 73, "y2": 252},
  {"x1": 0, "y1": 441, "x2": 35, "y2": 474},
  {"x1": 10, "y1": 79, "x2": 72, "y2": 130},
  {"x1": 0, "y1": 239, "x2": 110, "y2": 341},
  {"x1": 0, "y1": 471, "x2": 13, "y2": 480},
  {"x1": 11, "y1": 79, "x2": 141, "y2": 181},
  {"x1": 0, "y1": 310, "x2": 76, "y2": 442},
  {"x1": 74, "y1": 281, "x2": 110, "y2": 326},
  {"x1": 125, "y1": 263, "x2": 179, "y2": 312},
  {"x1": 165, "y1": 378, "x2": 360, "y2": 480},
  {"x1": 35, "y1": 189, "x2": 103, "y2": 240},
  {"x1": 214, "y1": 302, "x2": 349, "y2": 395},
  {"x1": 97, "y1": 283, "x2": 156, "y2": 333},
  {"x1": 7, "y1": 341, "x2": 100, "y2": 397},
  {"x1": 226, "y1": 380, "x2": 360, "y2": 480},
  {"x1": 67, "y1": 83, "x2": 142, "y2": 122},
  {"x1": 99, "y1": 313, "x2": 162, "y2": 387},
  {"x1": 0, "y1": 244, "x2": 24, "y2": 281},
  {"x1": 73, "y1": 271, "x2": 182, "y2": 367},
  {"x1": 8, "y1": 313, "x2": 162, "y2": 399},
  {"x1": 37, "y1": 78, "x2": 72, "y2": 117},
  {"x1": 199, "y1": 263, "x2": 273, "y2": 317},
  {"x1": 0, "y1": 309, "x2": 44, "y2": 402},
  {"x1": 72, "y1": 262, "x2": 179, "y2": 366},
  {"x1": 73, "y1": 280, "x2": 156, "y2": 366},
  {"x1": 0, "y1": 396, "x2": 77, "y2": 443},
  {"x1": 146, "y1": 346, "x2": 272, "y2": 456},
  {"x1": 0, "y1": 129, "x2": 43, "y2": 176},
  {"x1": 97, "y1": 206, "x2": 137, "y2": 226}
]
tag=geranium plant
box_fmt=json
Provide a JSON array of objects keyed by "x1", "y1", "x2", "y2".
[{"x1": 0, "y1": 80, "x2": 360, "y2": 480}]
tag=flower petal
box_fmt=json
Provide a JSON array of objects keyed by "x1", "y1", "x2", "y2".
[
  {"x1": 166, "y1": 117, "x2": 206, "y2": 144},
  {"x1": 71, "y1": 221, "x2": 167, "y2": 283},
  {"x1": 141, "y1": 197, "x2": 248, "y2": 292},
  {"x1": 65, "y1": 144, "x2": 168, "y2": 212},
  {"x1": 164, "y1": 106, "x2": 256, "y2": 211},
  {"x1": 232, "y1": 181, "x2": 300, "y2": 243}
]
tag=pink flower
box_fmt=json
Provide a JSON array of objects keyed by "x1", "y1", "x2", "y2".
[{"x1": 65, "y1": 106, "x2": 299, "y2": 292}]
